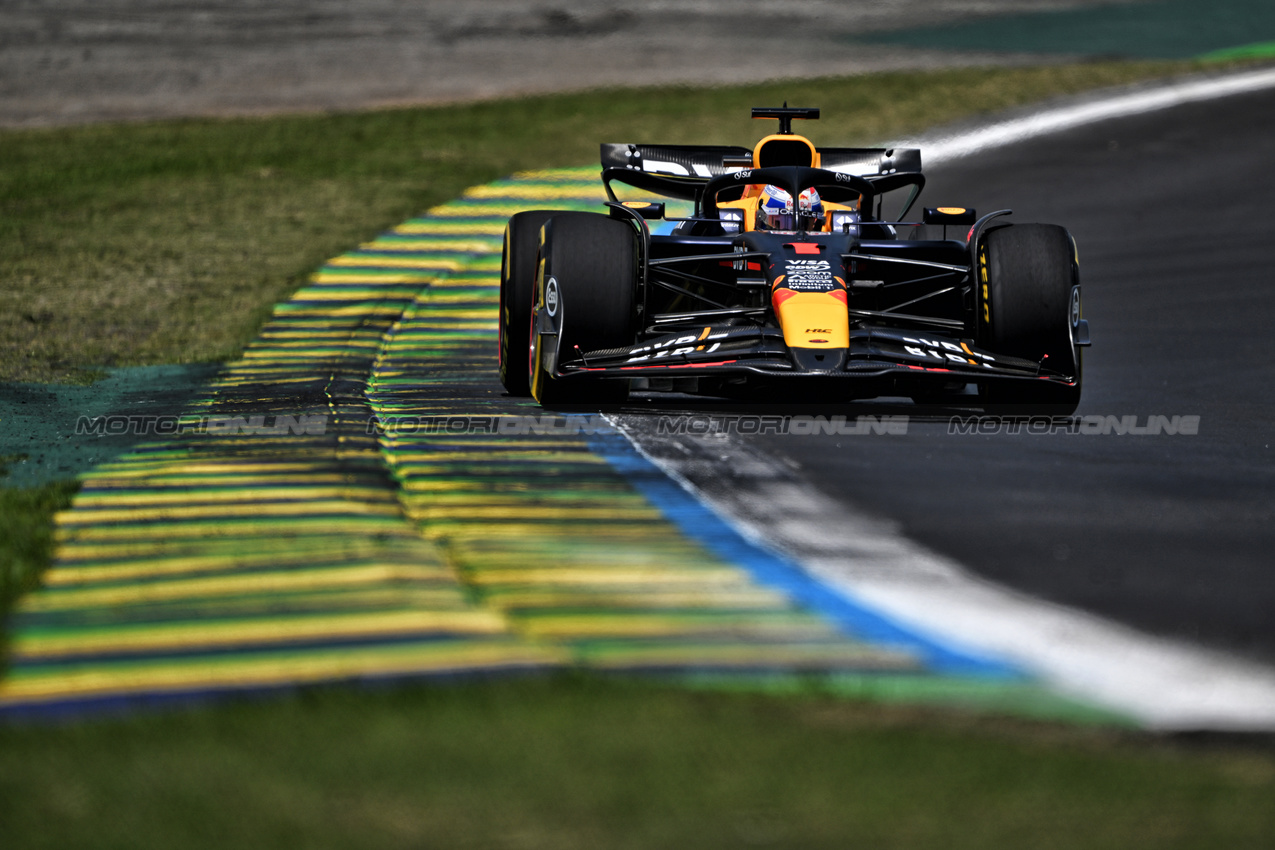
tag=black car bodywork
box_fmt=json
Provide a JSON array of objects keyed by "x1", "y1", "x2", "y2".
[{"x1": 499, "y1": 107, "x2": 1090, "y2": 412}]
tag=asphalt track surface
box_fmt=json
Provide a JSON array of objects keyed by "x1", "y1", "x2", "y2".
[{"x1": 727, "y1": 85, "x2": 1275, "y2": 666}]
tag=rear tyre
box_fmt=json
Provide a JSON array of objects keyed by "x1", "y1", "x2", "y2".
[
  {"x1": 976, "y1": 223, "x2": 1082, "y2": 415},
  {"x1": 499, "y1": 210, "x2": 558, "y2": 396},
  {"x1": 532, "y1": 213, "x2": 637, "y2": 405}
]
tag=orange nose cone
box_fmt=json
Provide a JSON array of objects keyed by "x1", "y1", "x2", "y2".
[{"x1": 772, "y1": 289, "x2": 850, "y2": 348}]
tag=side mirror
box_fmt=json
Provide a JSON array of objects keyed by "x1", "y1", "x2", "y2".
[
  {"x1": 614, "y1": 201, "x2": 665, "y2": 220},
  {"x1": 923, "y1": 206, "x2": 977, "y2": 225}
]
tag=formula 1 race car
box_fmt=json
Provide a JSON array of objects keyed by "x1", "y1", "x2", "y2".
[{"x1": 499, "y1": 106, "x2": 1090, "y2": 413}]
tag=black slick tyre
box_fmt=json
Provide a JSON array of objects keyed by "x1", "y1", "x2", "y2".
[
  {"x1": 976, "y1": 223, "x2": 1082, "y2": 415},
  {"x1": 532, "y1": 212, "x2": 637, "y2": 405},
  {"x1": 499, "y1": 210, "x2": 558, "y2": 396}
]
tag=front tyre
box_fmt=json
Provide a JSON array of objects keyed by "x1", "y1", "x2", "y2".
[
  {"x1": 976, "y1": 223, "x2": 1082, "y2": 415},
  {"x1": 531, "y1": 212, "x2": 637, "y2": 405},
  {"x1": 499, "y1": 210, "x2": 558, "y2": 396}
]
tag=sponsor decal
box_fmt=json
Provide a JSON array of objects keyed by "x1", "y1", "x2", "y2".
[
  {"x1": 545, "y1": 276, "x2": 559, "y2": 317},
  {"x1": 643, "y1": 160, "x2": 689, "y2": 176},
  {"x1": 900, "y1": 336, "x2": 990, "y2": 367},
  {"x1": 978, "y1": 244, "x2": 990, "y2": 325},
  {"x1": 781, "y1": 259, "x2": 835, "y2": 291},
  {"x1": 624, "y1": 334, "x2": 719, "y2": 363}
]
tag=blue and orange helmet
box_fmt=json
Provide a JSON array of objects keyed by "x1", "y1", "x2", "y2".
[{"x1": 756, "y1": 185, "x2": 823, "y2": 231}]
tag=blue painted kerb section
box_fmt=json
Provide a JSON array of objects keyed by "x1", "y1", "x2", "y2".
[{"x1": 587, "y1": 426, "x2": 1025, "y2": 679}]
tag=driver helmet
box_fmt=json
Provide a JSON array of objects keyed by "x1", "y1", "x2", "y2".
[{"x1": 756, "y1": 185, "x2": 823, "y2": 231}]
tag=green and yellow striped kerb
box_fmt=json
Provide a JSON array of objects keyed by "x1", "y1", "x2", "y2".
[{"x1": 1, "y1": 169, "x2": 1086, "y2": 721}]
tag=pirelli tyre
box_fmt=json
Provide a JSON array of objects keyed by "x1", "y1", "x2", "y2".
[
  {"x1": 499, "y1": 210, "x2": 559, "y2": 396},
  {"x1": 976, "y1": 223, "x2": 1082, "y2": 415},
  {"x1": 530, "y1": 212, "x2": 636, "y2": 405}
]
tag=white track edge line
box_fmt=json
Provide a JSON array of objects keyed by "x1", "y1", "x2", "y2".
[
  {"x1": 610, "y1": 416, "x2": 1275, "y2": 731},
  {"x1": 917, "y1": 66, "x2": 1275, "y2": 164}
]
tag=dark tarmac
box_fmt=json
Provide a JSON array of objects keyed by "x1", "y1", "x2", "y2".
[{"x1": 752, "y1": 84, "x2": 1275, "y2": 664}]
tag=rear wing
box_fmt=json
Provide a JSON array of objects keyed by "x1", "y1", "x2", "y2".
[{"x1": 601, "y1": 143, "x2": 922, "y2": 201}]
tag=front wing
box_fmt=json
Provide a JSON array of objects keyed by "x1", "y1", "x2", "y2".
[{"x1": 553, "y1": 325, "x2": 1078, "y2": 387}]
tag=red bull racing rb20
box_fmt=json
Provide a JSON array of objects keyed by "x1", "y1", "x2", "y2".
[{"x1": 498, "y1": 106, "x2": 1090, "y2": 413}]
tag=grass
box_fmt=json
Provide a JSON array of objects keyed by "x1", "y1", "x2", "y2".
[
  {"x1": 0, "y1": 480, "x2": 78, "y2": 624},
  {"x1": 0, "y1": 480, "x2": 78, "y2": 675},
  {"x1": 1, "y1": 676, "x2": 1273, "y2": 849},
  {"x1": 0, "y1": 60, "x2": 1207, "y2": 383}
]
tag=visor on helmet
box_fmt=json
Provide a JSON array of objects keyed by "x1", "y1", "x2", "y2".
[{"x1": 756, "y1": 185, "x2": 823, "y2": 231}]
